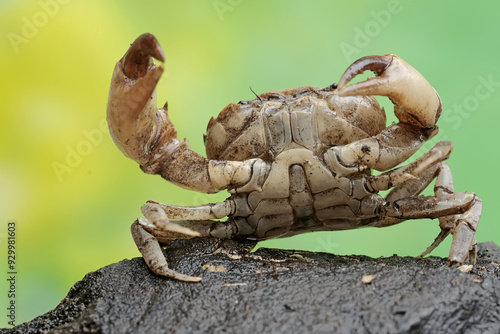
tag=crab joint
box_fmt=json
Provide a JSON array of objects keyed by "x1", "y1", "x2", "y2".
[
  {"x1": 209, "y1": 160, "x2": 254, "y2": 190},
  {"x1": 209, "y1": 159, "x2": 270, "y2": 192}
]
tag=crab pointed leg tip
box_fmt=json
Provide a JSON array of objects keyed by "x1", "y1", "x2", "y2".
[
  {"x1": 189, "y1": 230, "x2": 202, "y2": 237},
  {"x1": 159, "y1": 267, "x2": 203, "y2": 282},
  {"x1": 185, "y1": 276, "x2": 203, "y2": 283}
]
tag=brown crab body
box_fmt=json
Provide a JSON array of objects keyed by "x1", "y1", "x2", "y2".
[
  {"x1": 205, "y1": 86, "x2": 386, "y2": 161},
  {"x1": 205, "y1": 86, "x2": 387, "y2": 239},
  {"x1": 107, "y1": 33, "x2": 482, "y2": 281}
]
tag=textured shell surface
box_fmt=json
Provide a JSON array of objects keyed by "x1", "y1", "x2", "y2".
[{"x1": 204, "y1": 85, "x2": 387, "y2": 161}]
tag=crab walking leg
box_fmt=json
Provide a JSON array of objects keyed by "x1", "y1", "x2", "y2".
[
  {"x1": 133, "y1": 197, "x2": 255, "y2": 280},
  {"x1": 107, "y1": 33, "x2": 259, "y2": 193},
  {"x1": 419, "y1": 162, "x2": 482, "y2": 264},
  {"x1": 448, "y1": 199, "x2": 482, "y2": 264},
  {"x1": 369, "y1": 193, "x2": 480, "y2": 265},
  {"x1": 381, "y1": 192, "x2": 476, "y2": 220},
  {"x1": 367, "y1": 161, "x2": 444, "y2": 229},
  {"x1": 144, "y1": 199, "x2": 235, "y2": 221},
  {"x1": 384, "y1": 158, "x2": 482, "y2": 264},
  {"x1": 131, "y1": 220, "x2": 203, "y2": 282},
  {"x1": 416, "y1": 162, "x2": 458, "y2": 258},
  {"x1": 141, "y1": 199, "x2": 235, "y2": 234},
  {"x1": 369, "y1": 159, "x2": 482, "y2": 265},
  {"x1": 132, "y1": 210, "x2": 250, "y2": 281}
]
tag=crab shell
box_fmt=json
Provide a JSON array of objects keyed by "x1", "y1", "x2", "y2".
[{"x1": 205, "y1": 86, "x2": 386, "y2": 162}]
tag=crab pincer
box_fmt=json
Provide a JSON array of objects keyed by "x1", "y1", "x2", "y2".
[
  {"x1": 107, "y1": 34, "x2": 259, "y2": 281},
  {"x1": 326, "y1": 54, "x2": 442, "y2": 175},
  {"x1": 107, "y1": 33, "x2": 166, "y2": 165},
  {"x1": 337, "y1": 54, "x2": 442, "y2": 129}
]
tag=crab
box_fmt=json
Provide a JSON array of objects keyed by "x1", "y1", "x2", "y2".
[{"x1": 107, "y1": 33, "x2": 482, "y2": 282}]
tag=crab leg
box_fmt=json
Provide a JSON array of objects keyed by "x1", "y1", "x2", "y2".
[
  {"x1": 325, "y1": 54, "x2": 442, "y2": 174},
  {"x1": 382, "y1": 192, "x2": 476, "y2": 220},
  {"x1": 141, "y1": 199, "x2": 235, "y2": 233},
  {"x1": 418, "y1": 162, "x2": 482, "y2": 265},
  {"x1": 140, "y1": 202, "x2": 246, "y2": 240},
  {"x1": 131, "y1": 221, "x2": 203, "y2": 282},
  {"x1": 131, "y1": 199, "x2": 252, "y2": 281},
  {"x1": 107, "y1": 33, "x2": 258, "y2": 193},
  {"x1": 448, "y1": 199, "x2": 481, "y2": 265},
  {"x1": 143, "y1": 199, "x2": 235, "y2": 221},
  {"x1": 368, "y1": 158, "x2": 482, "y2": 265}
]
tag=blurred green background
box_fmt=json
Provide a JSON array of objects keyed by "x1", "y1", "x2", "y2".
[{"x1": 1, "y1": 0, "x2": 499, "y2": 327}]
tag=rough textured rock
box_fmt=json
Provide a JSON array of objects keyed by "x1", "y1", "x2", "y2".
[{"x1": 2, "y1": 240, "x2": 500, "y2": 334}]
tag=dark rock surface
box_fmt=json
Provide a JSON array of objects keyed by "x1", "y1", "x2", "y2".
[{"x1": 3, "y1": 240, "x2": 500, "y2": 334}]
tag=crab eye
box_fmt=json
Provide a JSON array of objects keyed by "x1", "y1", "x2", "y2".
[
  {"x1": 238, "y1": 100, "x2": 251, "y2": 105},
  {"x1": 328, "y1": 83, "x2": 338, "y2": 90}
]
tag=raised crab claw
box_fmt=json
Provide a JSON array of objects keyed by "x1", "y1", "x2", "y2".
[{"x1": 107, "y1": 33, "x2": 482, "y2": 281}]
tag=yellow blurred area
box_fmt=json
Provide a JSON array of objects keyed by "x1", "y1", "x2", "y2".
[{"x1": 1, "y1": 0, "x2": 499, "y2": 327}]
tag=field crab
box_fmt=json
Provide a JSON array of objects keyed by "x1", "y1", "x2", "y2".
[{"x1": 106, "y1": 33, "x2": 482, "y2": 282}]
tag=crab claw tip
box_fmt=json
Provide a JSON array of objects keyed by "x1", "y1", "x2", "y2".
[
  {"x1": 138, "y1": 33, "x2": 165, "y2": 62},
  {"x1": 337, "y1": 54, "x2": 394, "y2": 90},
  {"x1": 123, "y1": 33, "x2": 165, "y2": 78}
]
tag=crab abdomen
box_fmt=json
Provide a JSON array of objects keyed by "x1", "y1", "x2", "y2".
[
  {"x1": 204, "y1": 86, "x2": 386, "y2": 161},
  {"x1": 230, "y1": 148, "x2": 383, "y2": 239}
]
